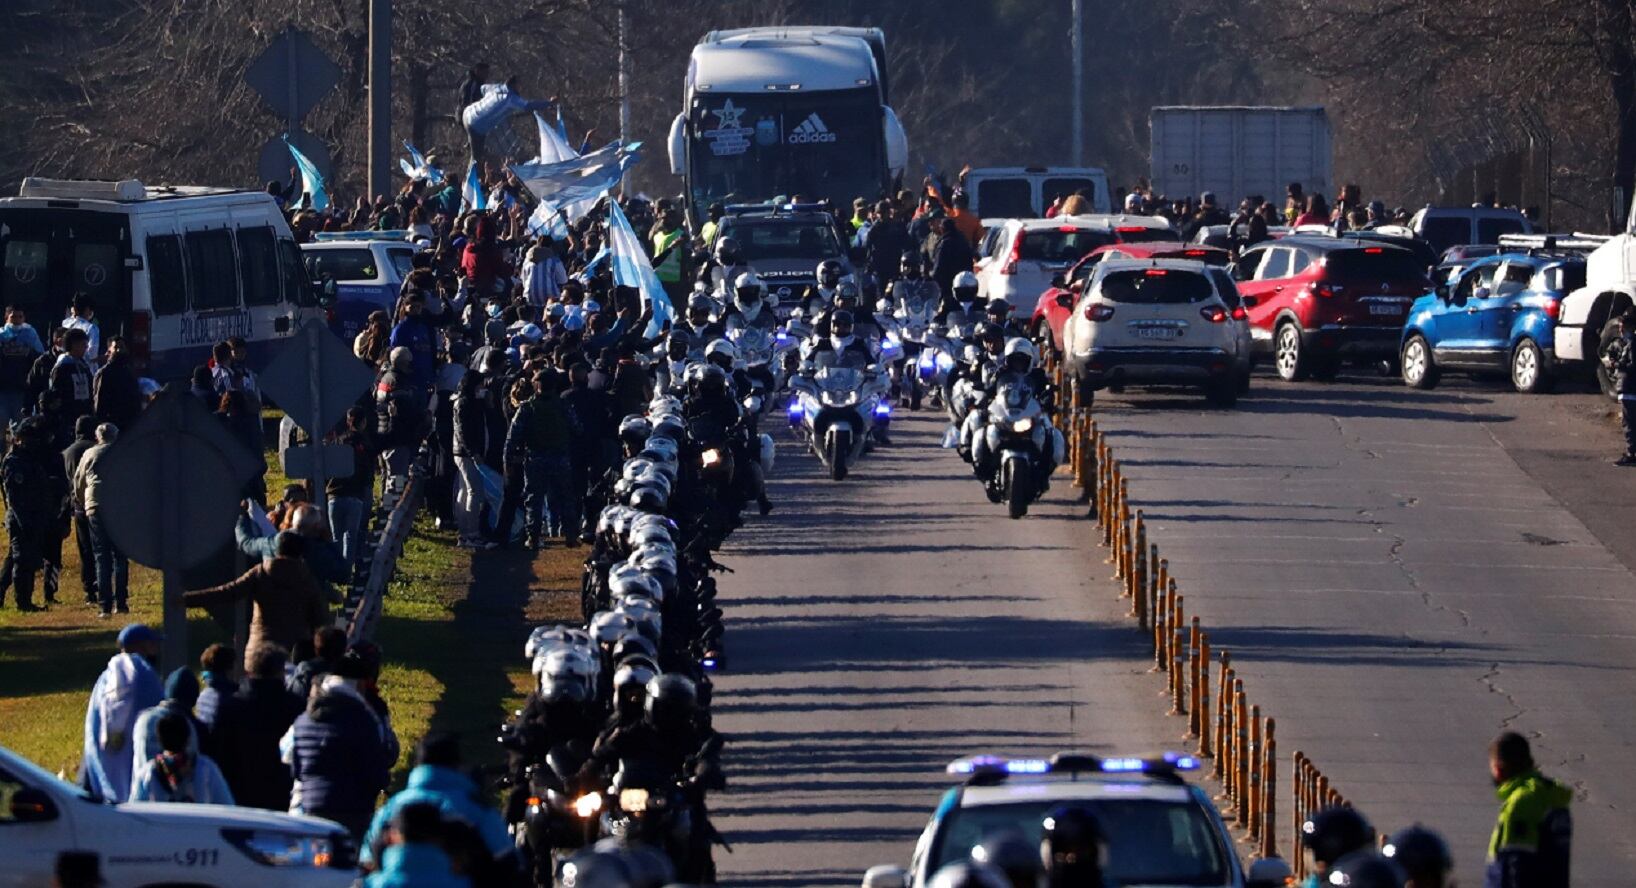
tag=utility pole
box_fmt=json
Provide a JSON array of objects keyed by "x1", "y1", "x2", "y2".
[
  {"x1": 367, "y1": 0, "x2": 392, "y2": 200},
  {"x1": 1070, "y1": 0, "x2": 1083, "y2": 167},
  {"x1": 618, "y1": 1, "x2": 632, "y2": 191}
]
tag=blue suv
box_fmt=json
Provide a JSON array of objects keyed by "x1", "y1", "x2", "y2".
[{"x1": 1400, "y1": 252, "x2": 1585, "y2": 393}]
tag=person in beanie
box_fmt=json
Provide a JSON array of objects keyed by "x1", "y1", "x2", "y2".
[
  {"x1": 80, "y1": 624, "x2": 163, "y2": 803},
  {"x1": 130, "y1": 667, "x2": 205, "y2": 780},
  {"x1": 193, "y1": 643, "x2": 238, "y2": 736},
  {"x1": 130, "y1": 710, "x2": 234, "y2": 804}
]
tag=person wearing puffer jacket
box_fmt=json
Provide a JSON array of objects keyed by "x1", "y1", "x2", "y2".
[
  {"x1": 363, "y1": 802, "x2": 471, "y2": 888},
  {"x1": 282, "y1": 654, "x2": 393, "y2": 838}
]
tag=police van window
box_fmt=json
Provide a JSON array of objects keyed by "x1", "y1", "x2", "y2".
[
  {"x1": 185, "y1": 229, "x2": 241, "y2": 311},
  {"x1": 145, "y1": 235, "x2": 187, "y2": 316},
  {"x1": 304, "y1": 248, "x2": 378, "y2": 282},
  {"x1": 1477, "y1": 216, "x2": 1526, "y2": 244},
  {"x1": 1043, "y1": 178, "x2": 1095, "y2": 208},
  {"x1": 278, "y1": 240, "x2": 312, "y2": 306},
  {"x1": 237, "y1": 227, "x2": 281, "y2": 307},
  {"x1": 976, "y1": 180, "x2": 1034, "y2": 218},
  {"x1": 1, "y1": 239, "x2": 48, "y2": 305},
  {"x1": 388, "y1": 249, "x2": 415, "y2": 280}
]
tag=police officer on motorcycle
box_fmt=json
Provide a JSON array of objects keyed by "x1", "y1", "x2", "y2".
[
  {"x1": 891, "y1": 251, "x2": 941, "y2": 315},
  {"x1": 937, "y1": 270, "x2": 984, "y2": 325},
  {"x1": 674, "y1": 294, "x2": 726, "y2": 357},
  {"x1": 1301, "y1": 806, "x2": 1377, "y2": 887},
  {"x1": 724, "y1": 273, "x2": 777, "y2": 334},
  {"x1": 697, "y1": 236, "x2": 754, "y2": 299},
  {"x1": 985, "y1": 297, "x2": 1028, "y2": 339},
  {"x1": 804, "y1": 310, "x2": 878, "y2": 371},
  {"x1": 796, "y1": 259, "x2": 846, "y2": 319}
]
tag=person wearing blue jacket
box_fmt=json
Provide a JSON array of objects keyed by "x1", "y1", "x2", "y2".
[
  {"x1": 284, "y1": 655, "x2": 392, "y2": 838},
  {"x1": 360, "y1": 733, "x2": 514, "y2": 878},
  {"x1": 363, "y1": 802, "x2": 472, "y2": 888}
]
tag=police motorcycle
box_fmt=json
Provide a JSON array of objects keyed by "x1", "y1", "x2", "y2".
[
  {"x1": 969, "y1": 339, "x2": 1064, "y2": 519},
  {"x1": 722, "y1": 273, "x2": 797, "y2": 414},
  {"x1": 656, "y1": 293, "x2": 723, "y2": 393},
  {"x1": 884, "y1": 262, "x2": 944, "y2": 411},
  {"x1": 787, "y1": 311, "x2": 894, "y2": 481},
  {"x1": 945, "y1": 323, "x2": 1006, "y2": 458}
]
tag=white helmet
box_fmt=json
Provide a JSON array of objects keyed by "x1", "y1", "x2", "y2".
[
  {"x1": 734, "y1": 272, "x2": 765, "y2": 314},
  {"x1": 953, "y1": 270, "x2": 980, "y2": 298},
  {"x1": 1003, "y1": 337, "x2": 1039, "y2": 372},
  {"x1": 705, "y1": 338, "x2": 739, "y2": 366}
]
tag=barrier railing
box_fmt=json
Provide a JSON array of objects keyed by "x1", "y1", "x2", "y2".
[
  {"x1": 1068, "y1": 414, "x2": 1356, "y2": 868},
  {"x1": 345, "y1": 462, "x2": 426, "y2": 643}
]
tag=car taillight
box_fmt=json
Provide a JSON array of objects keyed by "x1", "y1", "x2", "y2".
[
  {"x1": 1230, "y1": 306, "x2": 1248, "y2": 321},
  {"x1": 1313, "y1": 283, "x2": 1342, "y2": 298},
  {"x1": 129, "y1": 310, "x2": 151, "y2": 373},
  {"x1": 1200, "y1": 306, "x2": 1227, "y2": 323},
  {"x1": 1001, "y1": 234, "x2": 1024, "y2": 275},
  {"x1": 1544, "y1": 299, "x2": 1560, "y2": 319},
  {"x1": 1084, "y1": 302, "x2": 1115, "y2": 322}
]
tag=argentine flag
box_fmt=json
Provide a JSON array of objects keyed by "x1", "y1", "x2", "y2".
[
  {"x1": 398, "y1": 141, "x2": 443, "y2": 184},
  {"x1": 284, "y1": 136, "x2": 329, "y2": 212},
  {"x1": 605, "y1": 192, "x2": 672, "y2": 336},
  {"x1": 461, "y1": 161, "x2": 487, "y2": 213}
]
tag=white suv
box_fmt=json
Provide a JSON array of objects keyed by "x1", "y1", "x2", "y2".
[
  {"x1": 976, "y1": 215, "x2": 1179, "y2": 312},
  {"x1": 0, "y1": 744, "x2": 356, "y2": 887},
  {"x1": 1062, "y1": 258, "x2": 1251, "y2": 406}
]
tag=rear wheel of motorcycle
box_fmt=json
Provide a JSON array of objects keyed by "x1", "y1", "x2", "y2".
[
  {"x1": 1006, "y1": 463, "x2": 1032, "y2": 519},
  {"x1": 828, "y1": 431, "x2": 850, "y2": 481}
]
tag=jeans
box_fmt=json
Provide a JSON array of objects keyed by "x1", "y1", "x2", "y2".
[
  {"x1": 72, "y1": 512, "x2": 97, "y2": 599},
  {"x1": 87, "y1": 510, "x2": 128, "y2": 613},
  {"x1": 454, "y1": 456, "x2": 487, "y2": 541},
  {"x1": 328, "y1": 496, "x2": 366, "y2": 567},
  {"x1": 522, "y1": 453, "x2": 573, "y2": 540}
]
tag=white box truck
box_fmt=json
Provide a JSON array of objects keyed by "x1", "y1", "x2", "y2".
[{"x1": 1150, "y1": 106, "x2": 1332, "y2": 207}]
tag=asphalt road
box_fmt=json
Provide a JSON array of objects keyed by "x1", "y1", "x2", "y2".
[
  {"x1": 709, "y1": 410, "x2": 1192, "y2": 887},
  {"x1": 1086, "y1": 372, "x2": 1636, "y2": 887},
  {"x1": 707, "y1": 371, "x2": 1636, "y2": 887}
]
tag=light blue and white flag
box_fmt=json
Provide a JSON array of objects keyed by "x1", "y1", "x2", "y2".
[
  {"x1": 575, "y1": 244, "x2": 610, "y2": 283},
  {"x1": 509, "y1": 142, "x2": 638, "y2": 213},
  {"x1": 461, "y1": 161, "x2": 487, "y2": 213},
  {"x1": 605, "y1": 192, "x2": 671, "y2": 335},
  {"x1": 527, "y1": 201, "x2": 572, "y2": 240},
  {"x1": 398, "y1": 140, "x2": 444, "y2": 184},
  {"x1": 284, "y1": 136, "x2": 329, "y2": 212},
  {"x1": 534, "y1": 112, "x2": 578, "y2": 165}
]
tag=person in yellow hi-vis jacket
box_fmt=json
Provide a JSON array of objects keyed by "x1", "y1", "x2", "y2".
[{"x1": 1487, "y1": 732, "x2": 1572, "y2": 888}]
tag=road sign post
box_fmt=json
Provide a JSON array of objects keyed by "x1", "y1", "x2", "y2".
[{"x1": 260, "y1": 319, "x2": 378, "y2": 517}]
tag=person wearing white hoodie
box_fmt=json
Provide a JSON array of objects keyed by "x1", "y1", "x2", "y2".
[{"x1": 80, "y1": 624, "x2": 164, "y2": 803}]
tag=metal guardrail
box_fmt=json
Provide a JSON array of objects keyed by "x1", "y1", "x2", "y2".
[{"x1": 345, "y1": 462, "x2": 427, "y2": 643}]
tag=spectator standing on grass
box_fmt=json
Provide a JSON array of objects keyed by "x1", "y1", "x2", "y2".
[
  {"x1": 328, "y1": 405, "x2": 378, "y2": 565},
  {"x1": 356, "y1": 310, "x2": 394, "y2": 367},
  {"x1": 3, "y1": 416, "x2": 68, "y2": 612},
  {"x1": 74, "y1": 422, "x2": 129, "y2": 617},
  {"x1": 80, "y1": 624, "x2": 164, "y2": 803},
  {"x1": 130, "y1": 711, "x2": 234, "y2": 804},
  {"x1": 211, "y1": 643, "x2": 304, "y2": 810},
  {"x1": 193, "y1": 643, "x2": 238, "y2": 735},
  {"x1": 62, "y1": 293, "x2": 100, "y2": 372},
  {"x1": 61, "y1": 415, "x2": 98, "y2": 606},
  {"x1": 91, "y1": 337, "x2": 142, "y2": 433},
  {"x1": 506, "y1": 369, "x2": 577, "y2": 549},
  {"x1": 284, "y1": 653, "x2": 394, "y2": 838},
  {"x1": 130, "y1": 667, "x2": 205, "y2": 790},
  {"x1": 47, "y1": 327, "x2": 94, "y2": 440},
  {"x1": 0, "y1": 305, "x2": 44, "y2": 438},
  {"x1": 377, "y1": 347, "x2": 429, "y2": 481},
  {"x1": 288, "y1": 626, "x2": 350, "y2": 700},
  {"x1": 216, "y1": 389, "x2": 266, "y2": 502},
  {"x1": 182, "y1": 531, "x2": 329, "y2": 666}
]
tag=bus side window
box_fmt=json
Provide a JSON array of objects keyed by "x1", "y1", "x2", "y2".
[
  {"x1": 279, "y1": 240, "x2": 314, "y2": 307},
  {"x1": 185, "y1": 229, "x2": 241, "y2": 311},
  {"x1": 238, "y1": 227, "x2": 281, "y2": 306},
  {"x1": 146, "y1": 235, "x2": 188, "y2": 316}
]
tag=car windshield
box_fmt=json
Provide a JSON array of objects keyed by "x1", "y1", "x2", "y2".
[
  {"x1": 975, "y1": 180, "x2": 1036, "y2": 218},
  {"x1": 1323, "y1": 249, "x2": 1428, "y2": 283},
  {"x1": 1020, "y1": 229, "x2": 1115, "y2": 263},
  {"x1": 721, "y1": 218, "x2": 841, "y2": 262},
  {"x1": 1099, "y1": 269, "x2": 1213, "y2": 304},
  {"x1": 1418, "y1": 217, "x2": 1470, "y2": 254},
  {"x1": 1114, "y1": 227, "x2": 1181, "y2": 244},
  {"x1": 304, "y1": 248, "x2": 378, "y2": 282},
  {"x1": 933, "y1": 798, "x2": 1230, "y2": 885}
]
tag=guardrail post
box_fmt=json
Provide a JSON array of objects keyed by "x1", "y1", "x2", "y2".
[
  {"x1": 1079, "y1": 420, "x2": 1097, "y2": 503},
  {"x1": 1213, "y1": 654, "x2": 1231, "y2": 776},
  {"x1": 1293, "y1": 751, "x2": 1307, "y2": 877},
  {"x1": 1262, "y1": 719, "x2": 1277, "y2": 859},
  {"x1": 1187, "y1": 617, "x2": 1202, "y2": 737}
]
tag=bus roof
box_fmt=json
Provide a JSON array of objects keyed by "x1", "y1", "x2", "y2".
[
  {"x1": 689, "y1": 33, "x2": 879, "y2": 95},
  {"x1": 3, "y1": 179, "x2": 275, "y2": 214},
  {"x1": 702, "y1": 26, "x2": 888, "y2": 99}
]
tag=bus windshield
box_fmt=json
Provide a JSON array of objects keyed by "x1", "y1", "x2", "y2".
[
  {"x1": 688, "y1": 88, "x2": 884, "y2": 212},
  {"x1": 0, "y1": 208, "x2": 131, "y2": 339}
]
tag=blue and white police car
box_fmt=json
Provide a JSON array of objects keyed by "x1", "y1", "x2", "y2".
[{"x1": 864, "y1": 753, "x2": 1246, "y2": 888}]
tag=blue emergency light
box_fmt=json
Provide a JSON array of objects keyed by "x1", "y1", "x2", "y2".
[
  {"x1": 946, "y1": 753, "x2": 1200, "y2": 779},
  {"x1": 874, "y1": 402, "x2": 892, "y2": 418}
]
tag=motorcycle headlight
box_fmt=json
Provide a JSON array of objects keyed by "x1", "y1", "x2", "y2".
[
  {"x1": 936, "y1": 353, "x2": 955, "y2": 372},
  {"x1": 574, "y1": 792, "x2": 603, "y2": 818},
  {"x1": 222, "y1": 829, "x2": 343, "y2": 868},
  {"x1": 701, "y1": 448, "x2": 724, "y2": 468},
  {"x1": 917, "y1": 352, "x2": 936, "y2": 370},
  {"x1": 1013, "y1": 418, "x2": 1034, "y2": 433},
  {"x1": 619, "y1": 788, "x2": 651, "y2": 813}
]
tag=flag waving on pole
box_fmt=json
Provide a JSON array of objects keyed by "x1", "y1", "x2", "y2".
[
  {"x1": 398, "y1": 140, "x2": 444, "y2": 184},
  {"x1": 461, "y1": 161, "x2": 487, "y2": 213},
  {"x1": 284, "y1": 136, "x2": 329, "y2": 212},
  {"x1": 604, "y1": 191, "x2": 672, "y2": 336},
  {"x1": 534, "y1": 112, "x2": 578, "y2": 165}
]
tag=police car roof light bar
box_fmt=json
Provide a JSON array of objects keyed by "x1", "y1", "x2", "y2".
[{"x1": 945, "y1": 753, "x2": 1200, "y2": 785}]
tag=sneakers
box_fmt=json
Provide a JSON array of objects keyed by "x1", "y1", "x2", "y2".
[
  {"x1": 114, "y1": 604, "x2": 130, "y2": 614},
  {"x1": 1615, "y1": 453, "x2": 1636, "y2": 467}
]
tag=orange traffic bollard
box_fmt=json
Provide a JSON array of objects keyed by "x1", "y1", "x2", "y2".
[
  {"x1": 1262, "y1": 719, "x2": 1278, "y2": 859},
  {"x1": 1188, "y1": 617, "x2": 1202, "y2": 738},
  {"x1": 1233, "y1": 680, "x2": 1248, "y2": 824},
  {"x1": 1247, "y1": 705, "x2": 1262, "y2": 840},
  {"x1": 1197, "y1": 634, "x2": 1212, "y2": 757}
]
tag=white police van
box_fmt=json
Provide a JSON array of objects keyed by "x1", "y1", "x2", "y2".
[
  {"x1": 0, "y1": 744, "x2": 355, "y2": 887},
  {"x1": 301, "y1": 233, "x2": 419, "y2": 341},
  {"x1": 0, "y1": 178, "x2": 318, "y2": 380}
]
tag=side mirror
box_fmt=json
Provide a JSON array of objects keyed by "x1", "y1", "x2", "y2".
[
  {"x1": 5, "y1": 787, "x2": 59, "y2": 823},
  {"x1": 1241, "y1": 295, "x2": 1258, "y2": 308},
  {"x1": 862, "y1": 865, "x2": 911, "y2": 888},
  {"x1": 1473, "y1": 286, "x2": 1492, "y2": 301},
  {"x1": 1434, "y1": 282, "x2": 1450, "y2": 302},
  {"x1": 1055, "y1": 293, "x2": 1073, "y2": 309},
  {"x1": 1051, "y1": 273, "x2": 1067, "y2": 289}
]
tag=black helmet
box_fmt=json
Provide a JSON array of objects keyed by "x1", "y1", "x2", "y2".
[
  {"x1": 1302, "y1": 806, "x2": 1376, "y2": 868},
  {"x1": 1040, "y1": 804, "x2": 1105, "y2": 887},
  {"x1": 835, "y1": 282, "x2": 860, "y2": 308},
  {"x1": 831, "y1": 309, "x2": 856, "y2": 338},
  {"x1": 1382, "y1": 825, "x2": 1452, "y2": 883},
  {"x1": 817, "y1": 259, "x2": 844, "y2": 288},
  {"x1": 1326, "y1": 851, "x2": 1406, "y2": 888},
  {"x1": 979, "y1": 322, "x2": 1004, "y2": 344},
  {"x1": 972, "y1": 829, "x2": 1040, "y2": 888},
  {"x1": 986, "y1": 298, "x2": 1012, "y2": 318},
  {"x1": 644, "y1": 673, "x2": 697, "y2": 732},
  {"x1": 900, "y1": 251, "x2": 923, "y2": 275}
]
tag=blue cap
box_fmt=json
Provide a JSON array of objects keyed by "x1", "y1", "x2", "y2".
[{"x1": 117, "y1": 623, "x2": 161, "y2": 648}]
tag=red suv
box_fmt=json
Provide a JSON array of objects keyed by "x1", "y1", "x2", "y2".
[
  {"x1": 1031, "y1": 243, "x2": 1230, "y2": 354},
  {"x1": 1233, "y1": 237, "x2": 1429, "y2": 380}
]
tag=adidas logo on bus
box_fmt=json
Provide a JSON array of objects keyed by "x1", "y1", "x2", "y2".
[{"x1": 788, "y1": 113, "x2": 838, "y2": 144}]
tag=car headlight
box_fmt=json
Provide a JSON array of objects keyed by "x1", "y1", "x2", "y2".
[
  {"x1": 223, "y1": 829, "x2": 347, "y2": 868},
  {"x1": 574, "y1": 792, "x2": 603, "y2": 818},
  {"x1": 618, "y1": 788, "x2": 651, "y2": 812},
  {"x1": 1013, "y1": 418, "x2": 1034, "y2": 433}
]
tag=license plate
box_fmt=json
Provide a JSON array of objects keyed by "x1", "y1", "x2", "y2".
[
  {"x1": 1134, "y1": 326, "x2": 1178, "y2": 340},
  {"x1": 1369, "y1": 303, "x2": 1400, "y2": 316}
]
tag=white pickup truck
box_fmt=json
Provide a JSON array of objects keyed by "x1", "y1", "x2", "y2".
[{"x1": 1547, "y1": 219, "x2": 1631, "y2": 395}]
